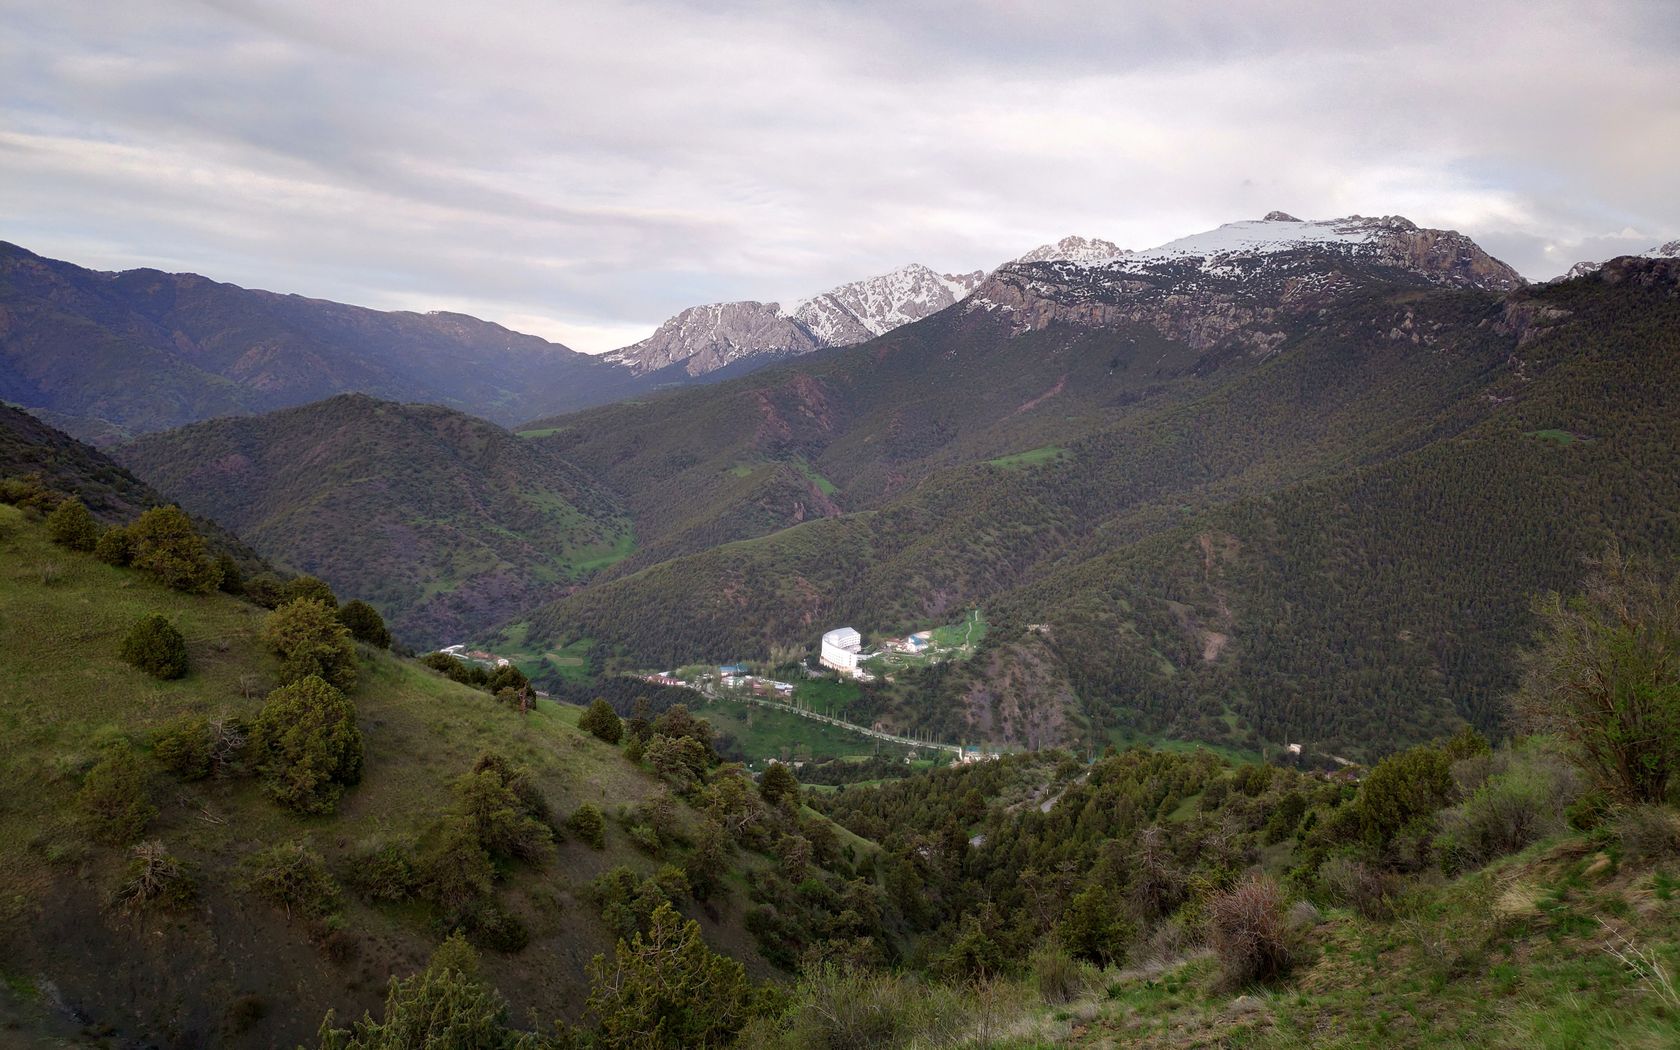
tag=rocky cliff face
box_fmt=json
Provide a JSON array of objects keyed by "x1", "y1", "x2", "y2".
[
  {"x1": 792, "y1": 263, "x2": 983, "y2": 346},
  {"x1": 606, "y1": 301, "x2": 820, "y2": 376},
  {"x1": 966, "y1": 214, "x2": 1524, "y2": 352},
  {"x1": 1556, "y1": 239, "x2": 1680, "y2": 282}
]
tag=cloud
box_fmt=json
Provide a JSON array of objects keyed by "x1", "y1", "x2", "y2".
[{"x1": 2, "y1": 0, "x2": 1676, "y2": 352}]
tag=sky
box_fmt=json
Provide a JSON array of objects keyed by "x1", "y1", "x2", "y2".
[{"x1": 3, "y1": 1, "x2": 1677, "y2": 353}]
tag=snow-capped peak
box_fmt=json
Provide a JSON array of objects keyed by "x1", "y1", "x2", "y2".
[
  {"x1": 607, "y1": 263, "x2": 984, "y2": 376},
  {"x1": 1015, "y1": 235, "x2": 1131, "y2": 266},
  {"x1": 791, "y1": 263, "x2": 983, "y2": 345},
  {"x1": 1554, "y1": 238, "x2": 1680, "y2": 282}
]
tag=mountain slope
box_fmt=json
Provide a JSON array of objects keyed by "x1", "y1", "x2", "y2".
[
  {"x1": 510, "y1": 255, "x2": 1677, "y2": 759},
  {"x1": 116, "y1": 394, "x2": 631, "y2": 648},
  {"x1": 0, "y1": 241, "x2": 650, "y2": 442}
]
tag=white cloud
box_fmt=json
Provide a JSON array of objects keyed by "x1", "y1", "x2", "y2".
[{"x1": 2, "y1": 0, "x2": 1676, "y2": 352}]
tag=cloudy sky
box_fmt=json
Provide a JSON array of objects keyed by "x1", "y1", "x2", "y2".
[{"x1": 3, "y1": 1, "x2": 1677, "y2": 352}]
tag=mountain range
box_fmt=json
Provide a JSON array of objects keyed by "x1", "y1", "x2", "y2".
[{"x1": 9, "y1": 212, "x2": 1679, "y2": 763}]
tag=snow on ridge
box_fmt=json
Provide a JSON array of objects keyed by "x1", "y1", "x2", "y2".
[
  {"x1": 1552, "y1": 238, "x2": 1680, "y2": 282},
  {"x1": 1015, "y1": 235, "x2": 1130, "y2": 266},
  {"x1": 1124, "y1": 214, "x2": 1407, "y2": 267}
]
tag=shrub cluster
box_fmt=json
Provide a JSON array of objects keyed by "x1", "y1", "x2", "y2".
[
  {"x1": 249, "y1": 675, "x2": 363, "y2": 814},
  {"x1": 262, "y1": 598, "x2": 358, "y2": 691},
  {"x1": 120, "y1": 613, "x2": 189, "y2": 680}
]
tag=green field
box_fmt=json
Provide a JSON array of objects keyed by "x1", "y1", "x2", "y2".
[
  {"x1": 514, "y1": 426, "x2": 562, "y2": 439},
  {"x1": 863, "y1": 609, "x2": 988, "y2": 676},
  {"x1": 986, "y1": 445, "x2": 1065, "y2": 469},
  {"x1": 791, "y1": 676, "x2": 862, "y2": 718},
  {"x1": 1524, "y1": 428, "x2": 1583, "y2": 445},
  {"x1": 696, "y1": 696, "x2": 913, "y2": 765}
]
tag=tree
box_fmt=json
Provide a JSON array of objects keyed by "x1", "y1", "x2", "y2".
[
  {"x1": 759, "y1": 761, "x2": 801, "y2": 808},
  {"x1": 120, "y1": 613, "x2": 188, "y2": 679},
  {"x1": 453, "y1": 768, "x2": 554, "y2": 863},
  {"x1": 284, "y1": 574, "x2": 338, "y2": 608},
  {"x1": 77, "y1": 741, "x2": 156, "y2": 844},
  {"x1": 568, "y1": 803, "x2": 607, "y2": 849},
  {"x1": 250, "y1": 675, "x2": 364, "y2": 814},
  {"x1": 127, "y1": 505, "x2": 222, "y2": 593},
  {"x1": 1056, "y1": 882, "x2": 1133, "y2": 967},
  {"x1": 585, "y1": 902, "x2": 752, "y2": 1049},
  {"x1": 153, "y1": 715, "x2": 212, "y2": 780},
  {"x1": 338, "y1": 599, "x2": 392, "y2": 648},
  {"x1": 314, "y1": 935, "x2": 537, "y2": 1050},
  {"x1": 46, "y1": 496, "x2": 98, "y2": 551},
  {"x1": 1354, "y1": 745, "x2": 1455, "y2": 849},
  {"x1": 263, "y1": 598, "x2": 358, "y2": 691},
  {"x1": 645, "y1": 734, "x2": 710, "y2": 793},
  {"x1": 580, "y1": 698, "x2": 624, "y2": 745},
  {"x1": 94, "y1": 525, "x2": 133, "y2": 566},
  {"x1": 1514, "y1": 552, "x2": 1680, "y2": 804}
]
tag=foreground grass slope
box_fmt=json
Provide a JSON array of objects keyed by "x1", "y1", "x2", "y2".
[{"x1": 0, "y1": 504, "x2": 758, "y2": 1047}]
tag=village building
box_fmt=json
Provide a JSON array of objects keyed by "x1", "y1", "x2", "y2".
[{"x1": 820, "y1": 627, "x2": 867, "y2": 675}]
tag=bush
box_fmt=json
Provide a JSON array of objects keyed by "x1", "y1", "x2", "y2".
[
  {"x1": 283, "y1": 574, "x2": 337, "y2": 607},
  {"x1": 1056, "y1": 881, "x2": 1133, "y2": 967},
  {"x1": 94, "y1": 525, "x2": 133, "y2": 567},
  {"x1": 1513, "y1": 552, "x2": 1680, "y2": 803},
  {"x1": 250, "y1": 675, "x2": 364, "y2": 814},
  {"x1": 46, "y1": 496, "x2": 98, "y2": 551},
  {"x1": 120, "y1": 613, "x2": 189, "y2": 680},
  {"x1": 111, "y1": 840, "x2": 196, "y2": 912},
  {"x1": 153, "y1": 715, "x2": 212, "y2": 780},
  {"x1": 262, "y1": 598, "x2": 358, "y2": 691},
  {"x1": 739, "y1": 964, "x2": 967, "y2": 1050},
  {"x1": 337, "y1": 599, "x2": 392, "y2": 648},
  {"x1": 1354, "y1": 745, "x2": 1455, "y2": 852},
  {"x1": 579, "y1": 698, "x2": 623, "y2": 744},
  {"x1": 77, "y1": 741, "x2": 156, "y2": 844},
  {"x1": 245, "y1": 841, "x2": 341, "y2": 919},
  {"x1": 346, "y1": 834, "x2": 421, "y2": 903},
  {"x1": 127, "y1": 505, "x2": 222, "y2": 593},
  {"x1": 1316, "y1": 855, "x2": 1401, "y2": 920},
  {"x1": 453, "y1": 768, "x2": 554, "y2": 863},
  {"x1": 1614, "y1": 805, "x2": 1680, "y2": 862},
  {"x1": 568, "y1": 803, "x2": 606, "y2": 849},
  {"x1": 312, "y1": 936, "x2": 531, "y2": 1049},
  {"x1": 585, "y1": 902, "x2": 752, "y2": 1050},
  {"x1": 1208, "y1": 875, "x2": 1297, "y2": 987},
  {"x1": 1435, "y1": 744, "x2": 1582, "y2": 873},
  {"x1": 420, "y1": 819, "x2": 497, "y2": 916},
  {"x1": 1030, "y1": 940, "x2": 1094, "y2": 1005}
]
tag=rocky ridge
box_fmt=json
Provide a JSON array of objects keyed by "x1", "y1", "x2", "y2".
[{"x1": 967, "y1": 213, "x2": 1525, "y2": 352}]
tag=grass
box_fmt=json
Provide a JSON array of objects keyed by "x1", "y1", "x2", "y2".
[
  {"x1": 792, "y1": 456, "x2": 839, "y2": 496},
  {"x1": 987, "y1": 445, "x2": 1066, "y2": 469},
  {"x1": 0, "y1": 506, "x2": 696, "y2": 1037},
  {"x1": 1524, "y1": 428, "x2": 1585, "y2": 445},
  {"x1": 698, "y1": 696, "x2": 914, "y2": 766},
  {"x1": 514, "y1": 426, "x2": 562, "y2": 439},
  {"x1": 791, "y1": 676, "x2": 863, "y2": 718}
]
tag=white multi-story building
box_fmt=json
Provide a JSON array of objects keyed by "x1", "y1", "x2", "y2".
[{"x1": 820, "y1": 627, "x2": 864, "y2": 674}]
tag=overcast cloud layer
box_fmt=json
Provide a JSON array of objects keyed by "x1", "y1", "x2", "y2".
[{"x1": 3, "y1": 1, "x2": 1677, "y2": 352}]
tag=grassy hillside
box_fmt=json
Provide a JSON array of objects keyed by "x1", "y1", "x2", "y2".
[
  {"x1": 0, "y1": 505, "x2": 774, "y2": 1047},
  {"x1": 116, "y1": 394, "x2": 633, "y2": 649}
]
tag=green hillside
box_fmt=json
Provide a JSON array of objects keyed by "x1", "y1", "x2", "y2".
[
  {"x1": 0, "y1": 505, "x2": 806, "y2": 1047},
  {"x1": 513, "y1": 262, "x2": 1680, "y2": 760},
  {"x1": 116, "y1": 394, "x2": 633, "y2": 649}
]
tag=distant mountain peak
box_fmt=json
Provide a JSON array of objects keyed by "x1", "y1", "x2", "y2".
[
  {"x1": 608, "y1": 264, "x2": 984, "y2": 376},
  {"x1": 1554, "y1": 238, "x2": 1680, "y2": 282},
  {"x1": 1015, "y1": 235, "x2": 1130, "y2": 266}
]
